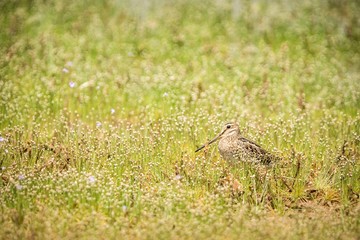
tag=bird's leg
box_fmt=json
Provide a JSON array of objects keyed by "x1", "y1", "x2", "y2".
[{"x1": 259, "y1": 167, "x2": 270, "y2": 203}]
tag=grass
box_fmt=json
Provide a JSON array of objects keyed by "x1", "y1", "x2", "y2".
[{"x1": 0, "y1": 0, "x2": 360, "y2": 239}]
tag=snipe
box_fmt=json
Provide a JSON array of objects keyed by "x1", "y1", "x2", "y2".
[{"x1": 195, "y1": 122, "x2": 277, "y2": 165}]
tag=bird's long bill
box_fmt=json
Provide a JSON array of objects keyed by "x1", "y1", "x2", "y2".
[{"x1": 195, "y1": 130, "x2": 225, "y2": 153}]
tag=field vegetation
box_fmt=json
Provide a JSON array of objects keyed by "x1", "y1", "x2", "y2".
[{"x1": 0, "y1": 0, "x2": 359, "y2": 239}]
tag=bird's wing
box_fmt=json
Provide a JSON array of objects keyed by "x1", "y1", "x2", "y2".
[
  {"x1": 238, "y1": 137, "x2": 272, "y2": 164},
  {"x1": 238, "y1": 137, "x2": 264, "y2": 151}
]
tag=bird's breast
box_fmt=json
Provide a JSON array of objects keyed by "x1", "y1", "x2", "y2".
[{"x1": 218, "y1": 137, "x2": 243, "y2": 162}]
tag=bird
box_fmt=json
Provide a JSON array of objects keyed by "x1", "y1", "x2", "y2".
[{"x1": 195, "y1": 122, "x2": 277, "y2": 165}]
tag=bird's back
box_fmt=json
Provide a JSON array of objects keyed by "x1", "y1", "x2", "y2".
[{"x1": 219, "y1": 135, "x2": 274, "y2": 165}]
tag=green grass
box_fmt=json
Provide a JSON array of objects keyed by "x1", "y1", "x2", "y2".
[{"x1": 1, "y1": 0, "x2": 360, "y2": 239}]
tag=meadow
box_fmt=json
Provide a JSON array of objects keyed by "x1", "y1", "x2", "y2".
[{"x1": 0, "y1": 0, "x2": 359, "y2": 239}]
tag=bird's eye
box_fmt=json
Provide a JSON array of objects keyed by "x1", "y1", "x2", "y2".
[{"x1": 226, "y1": 125, "x2": 231, "y2": 129}]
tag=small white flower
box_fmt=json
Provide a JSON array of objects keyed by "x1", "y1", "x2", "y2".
[
  {"x1": 66, "y1": 61, "x2": 73, "y2": 67},
  {"x1": 174, "y1": 174, "x2": 182, "y2": 180},
  {"x1": 96, "y1": 121, "x2": 102, "y2": 128},
  {"x1": 87, "y1": 176, "x2": 96, "y2": 184},
  {"x1": 0, "y1": 136, "x2": 5, "y2": 142},
  {"x1": 62, "y1": 68, "x2": 69, "y2": 73},
  {"x1": 111, "y1": 108, "x2": 115, "y2": 114},
  {"x1": 15, "y1": 184, "x2": 23, "y2": 190},
  {"x1": 69, "y1": 81, "x2": 76, "y2": 88},
  {"x1": 122, "y1": 205, "x2": 127, "y2": 212},
  {"x1": 18, "y1": 174, "x2": 25, "y2": 180},
  {"x1": 163, "y1": 92, "x2": 168, "y2": 97}
]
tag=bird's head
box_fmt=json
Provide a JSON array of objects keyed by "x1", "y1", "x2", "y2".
[{"x1": 195, "y1": 122, "x2": 240, "y2": 153}]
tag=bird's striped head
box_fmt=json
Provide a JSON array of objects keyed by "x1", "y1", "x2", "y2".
[{"x1": 195, "y1": 122, "x2": 240, "y2": 152}]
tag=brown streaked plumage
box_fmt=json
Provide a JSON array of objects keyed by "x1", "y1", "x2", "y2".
[{"x1": 195, "y1": 122, "x2": 276, "y2": 165}]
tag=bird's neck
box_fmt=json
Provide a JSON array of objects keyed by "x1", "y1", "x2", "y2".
[{"x1": 223, "y1": 130, "x2": 240, "y2": 141}]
